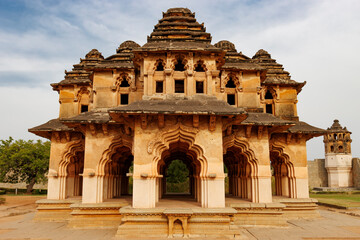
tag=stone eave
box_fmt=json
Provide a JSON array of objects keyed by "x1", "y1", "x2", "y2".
[
  {"x1": 60, "y1": 109, "x2": 111, "y2": 124},
  {"x1": 241, "y1": 113, "x2": 294, "y2": 126},
  {"x1": 108, "y1": 95, "x2": 247, "y2": 117},
  {"x1": 262, "y1": 80, "x2": 306, "y2": 93},
  {"x1": 286, "y1": 121, "x2": 326, "y2": 135},
  {"x1": 28, "y1": 119, "x2": 75, "y2": 139},
  {"x1": 222, "y1": 62, "x2": 265, "y2": 71}
]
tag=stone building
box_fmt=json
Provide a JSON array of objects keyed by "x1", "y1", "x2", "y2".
[
  {"x1": 308, "y1": 120, "x2": 360, "y2": 190},
  {"x1": 29, "y1": 8, "x2": 325, "y2": 239}
]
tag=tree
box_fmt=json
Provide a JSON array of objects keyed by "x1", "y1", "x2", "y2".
[{"x1": 0, "y1": 137, "x2": 50, "y2": 193}]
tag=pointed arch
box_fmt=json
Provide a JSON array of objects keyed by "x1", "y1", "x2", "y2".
[
  {"x1": 58, "y1": 140, "x2": 85, "y2": 199},
  {"x1": 148, "y1": 122, "x2": 208, "y2": 178},
  {"x1": 223, "y1": 73, "x2": 241, "y2": 90},
  {"x1": 96, "y1": 134, "x2": 133, "y2": 176},
  {"x1": 115, "y1": 73, "x2": 132, "y2": 90},
  {"x1": 223, "y1": 134, "x2": 260, "y2": 202},
  {"x1": 75, "y1": 87, "x2": 90, "y2": 102},
  {"x1": 154, "y1": 59, "x2": 165, "y2": 71},
  {"x1": 270, "y1": 142, "x2": 296, "y2": 198}
]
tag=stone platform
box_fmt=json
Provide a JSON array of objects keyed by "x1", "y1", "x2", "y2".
[{"x1": 34, "y1": 197, "x2": 320, "y2": 239}]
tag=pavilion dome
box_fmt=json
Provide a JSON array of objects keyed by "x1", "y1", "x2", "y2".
[
  {"x1": 117, "y1": 40, "x2": 140, "y2": 53},
  {"x1": 252, "y1": 49, "x2": 271, "y2": 59},
  {"x1": 214, "y1": 40, "x2": 237, "y2": 52}
]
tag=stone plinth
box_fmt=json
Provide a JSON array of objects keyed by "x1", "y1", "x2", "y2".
[
  {"x1": 34, "y1": 199, "x2": 80, "y2": 222},
  {"x1": 229, "y1": 202, "x2": 287, "y2": 226},
  {"x1": 325, "y1": 154, "x2": 353, "y2": 187},
  {"x1": 68, "y1": 202, "x2": 128, "y2": 228},
  {"x1": 116, "y1": 206, "x2": 240, "y2": 239},
  {"x1": 274, "y1": 197, "x2": 320, "y2": 219}
]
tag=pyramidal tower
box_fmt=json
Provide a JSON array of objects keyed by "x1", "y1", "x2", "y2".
[{"x1": 324, "y1": 120, "x2": 353, "y2": 187}]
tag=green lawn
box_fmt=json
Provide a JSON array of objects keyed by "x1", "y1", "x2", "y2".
[{"x1": 310, "y1": 193, "x2": 360, "y2": 208}]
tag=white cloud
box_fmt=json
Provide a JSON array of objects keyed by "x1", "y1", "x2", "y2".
[{"x1": 0, "y1": 0, "x2": 359, "y2": 160}]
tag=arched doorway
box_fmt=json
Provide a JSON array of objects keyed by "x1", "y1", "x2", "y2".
[
  {"x1": 270, "y1": 150, "x2": 295, "y2": 198},
  {"x1": 223, "y1": 147, "x2": 255, "y2": 201},
  {"x1": 58, "y1": 140, "x2": 85, "y2": 200},
  {"x1": 156, "y1": 141, "x2": 203, "y2": 207},
  {"x1": 65, "y1": 151, "x2": 84, "y2": 198},
  {"x1": 103, "y1": 146, "x2": 133, "y2": 201}
]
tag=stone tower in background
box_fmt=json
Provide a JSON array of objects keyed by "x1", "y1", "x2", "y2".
[{"x1": 324, "y1": 120, "x2": 353, "y2": 187}]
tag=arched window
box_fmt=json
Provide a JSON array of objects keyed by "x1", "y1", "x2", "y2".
[
  {"x1": 194, "y1": 61, "x2": 205, "y2": 72},
  {"x1": 156, "y1": 61, "x2": 164, "y2": 71},
  {"x1": 225, "y1": 77, "x2": 236, "y2": 88},
  {"x1": 120, "y1": 77, "x2": 130, "y2": 87},
  {"x1": 265, "y1": 90, "x2": 273, "y2": 99},
  {"x1": 174, "y1": 58, "x2": 185, "y2": 71}
]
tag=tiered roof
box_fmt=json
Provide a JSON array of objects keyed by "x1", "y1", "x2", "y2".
[
  {"x1": 215, "y1": 40, "x2": 264, "y2": 71},
  {"x1": 139, "y1": 8, "x2": 220, "y2": 51},
  {"x1": 327, "y1": 119, "x2": 351, "y2": 133},
  {"x1": 252, "y1": 49, "x2": 305, "y2": 92},
  {"x1": 90, "y1": 40, "x2": 140, "y2": 70},
  {"x1": 51, "y1": 49, "x2": 104, "y2": 90}
]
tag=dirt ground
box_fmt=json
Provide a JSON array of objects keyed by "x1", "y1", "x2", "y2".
[
  {"x1": 1, "y1": 196, "x2": 360, "y2": 240},
  {"x1": 0, "y1": 195, "x2": 46, "y2": 218}
]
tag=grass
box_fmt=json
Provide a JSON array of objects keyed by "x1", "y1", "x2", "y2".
[{"x1": 310, "y1": 192, "x2": 360, "y2": 208}]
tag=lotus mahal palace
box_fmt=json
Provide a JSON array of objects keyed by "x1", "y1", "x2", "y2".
[{"x1": 29, "y1": 8, "x2": 345, "y2": 239}]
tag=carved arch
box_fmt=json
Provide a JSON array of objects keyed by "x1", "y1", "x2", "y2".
[
  {"x1": 115, "y1": 73, "x2": 132, "y2": 90},
  {"x1": 270, "y1": 141, "x2": 296, "y2": 198},
  {"x1": 223, "y1": 73, "x2": 241, "y2": 91},
  {"x1": 194, "y1": 60, "x2": 207, "y2": 72},
  {"x1": 96, "y1": 134, "x2": 133, "y2": 177},
  {"x1": 154, "y1": 59, "x2": 166, "y2": 71},
  {"x1": 148, "y1": 122, "x2": 208, "y2": 178},
  {"x1": 260, "y1": 86, "x2": 278, "y2": 101},
  {"x1": 75, "y1": 87, "x2": 90, "y2": 102},
  {"x1": 171, "y1": 54, "x2": 188, "y2": 71},
  {"x1": 223, "y1": 134, "x2": 260, "y2": 202},
  {"x1": 58, "y1": 140, "x2": 85, "y2": 199},
  {"x1": 59, "y1": 140, "x2": 85, "y2": 177}
]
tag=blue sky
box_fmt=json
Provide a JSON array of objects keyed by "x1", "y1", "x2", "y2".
[{"x1": 0, "y1": 0, "x2": 359, "y2": 160}]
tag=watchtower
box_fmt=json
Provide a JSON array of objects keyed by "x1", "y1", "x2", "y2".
[{"x1": 324, "y1": 119, "x2": 353, "y2": 187}]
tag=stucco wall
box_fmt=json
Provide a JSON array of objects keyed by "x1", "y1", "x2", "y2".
[
  {"x1": 307, "y1": 159, "x2": 328, "y2": 188},
  {"x1": 308, "y1": 158, "x2": 360, "y2": 189},
  {"x1": 353, "y1": 158, "x2": 360, "y2": 188}
]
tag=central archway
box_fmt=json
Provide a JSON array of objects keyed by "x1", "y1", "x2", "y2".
[{"x1": 156, "y1": 141, "x2": 202, "y2": 207}]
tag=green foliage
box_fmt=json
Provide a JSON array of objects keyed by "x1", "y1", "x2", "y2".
[
  {"x1": 0, "y1": 137, "x2": 50, "y2": 193},
  {"x1": 166, "y1": 160, "x2": 189, "y2": 193},
  {"x1": 0, "y1": 197, "x2": 5, "y2": 204},
  {"x1": 166, "y1": 160, "x2": 189, "y2": 184}
]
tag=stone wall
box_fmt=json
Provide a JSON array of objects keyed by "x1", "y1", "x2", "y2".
[
  {"x1": 352, "y1": 158, "x2": 360, "y2": 188},
  {"x1": 307, "y1": 159, "x2": 328, "y2": 189},
  {"x1": 308, "y1": 158, "x2": 360, "y2": 189}
]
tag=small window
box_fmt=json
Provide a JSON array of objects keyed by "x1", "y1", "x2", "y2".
[
  {"x1": 334, "y1": 134, "x2": 337, "y2": 140},
  {"x1": 338, "y1": 145, "x2": 343, "y2": 152},
  {"x1": 265, "y1": 90, "x2": 273, "y2": 99},
  {"x1": 120, "y1": 77, "x2": 130, "y2": 87},
  {"x1": 195, "y1": 62, "x2": 205, "y2": 72},
  {"x1": 121, "y1": 94, "x2": 129, "y2": 105},
  {"x1": 330, "y1": 146, "x2": 334, "y2": 152},
  {"x1": 81, "y1": 105, "x2": 88, "y2": 113},
  {"x1": 227, "y1": 94, "x2": 235, "y2": 105},
  {"x1": 156, "y1": 61, "x2": 164, "y2": 71},
  {"x1": 174, "y1": 59, "x2": 185, "y2": 71},
  {"x1": 225, "y1": 77, "x2": 236, "y2": 88},
  {"x1": 196, "y1": 81, "x2": 204, "y2": 93},
  {"x1": 175, "y1": 80, "x2": 185, "y2": 93},
  {"x1": 156, "y1": 81, "x2": 163, "y2": 93},
  {"x1": 266, "y1": 104, "x2": 273, "y2": 114}
]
